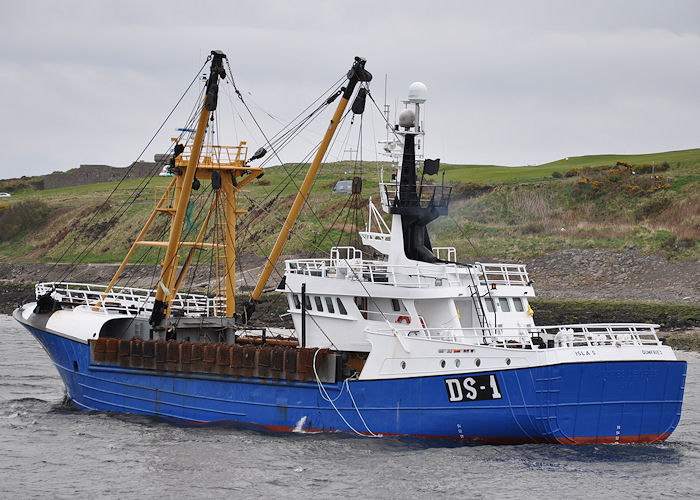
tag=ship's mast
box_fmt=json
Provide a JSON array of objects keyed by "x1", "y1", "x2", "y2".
[
  {"x1": 147, "y1": 51, "x2": 225, "y2": 326},
  {"x1": 97, "y1": 51, "x2": 264, "y2": 326},
  {"x1": 244, "y1": 56, "x2": 372, "y2": 321}
]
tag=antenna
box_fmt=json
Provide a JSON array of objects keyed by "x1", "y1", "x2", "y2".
[{"x1": 384, "y1": 74, "x2": 390, "y2": 143}]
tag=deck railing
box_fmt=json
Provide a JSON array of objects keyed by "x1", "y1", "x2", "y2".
[
  {"x1": 286, "y1": 258, "x2": 464, "y2": 288},
  {"x1": 35, "y1": 282, "x2": 225, "y2": 317},
  {"x1": 367, "y1": 323, "x2": 662, "y2": 348},
  {"x1": 287, "y1": 247, "x2": 532, "y2": 290},
  {"x1": 475, "y1": 262, "x2": 530, "y2": 286},
  {"x1": 381, "y1": 182, "x2": 452, "y2": 210}
]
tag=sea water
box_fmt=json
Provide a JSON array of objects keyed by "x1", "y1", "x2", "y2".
[{"x1": 1, "y1": 314, "x2": 698, "y2": 499}]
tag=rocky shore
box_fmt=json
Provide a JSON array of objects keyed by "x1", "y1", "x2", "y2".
[{"x1": 525, "y1": 247, "x2": 699, "y2": 304}]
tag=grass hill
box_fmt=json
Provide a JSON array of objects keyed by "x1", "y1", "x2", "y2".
[{"x1": 0, "y1": 148, "x2": 697, "y2": 265}]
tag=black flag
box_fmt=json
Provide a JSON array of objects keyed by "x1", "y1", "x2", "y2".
[{"x1": 424, "y1": 158, "x2": 440, "y2": 175}]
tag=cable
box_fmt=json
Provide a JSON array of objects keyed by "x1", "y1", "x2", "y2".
[
  {"x1": 312, "y1": 348, "x2": 379, "y2": 437},
  {"x1": 41, "y1": 58, "x2": 211, "y2": 284}
]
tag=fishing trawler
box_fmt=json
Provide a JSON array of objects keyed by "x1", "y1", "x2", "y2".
[{"x1": 14, "y1": 51, "x2": 686, "y2": 443}]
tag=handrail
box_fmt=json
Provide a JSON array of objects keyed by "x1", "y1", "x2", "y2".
[
  {"x1": 36, "y1": 282, "x2": 225, "y2": 317},
  {"x1": 366, "y1": 323, "x2": 662, "y2": 348},
  {"x1": 286, "y1": 257, "x2": 465, "y2": 288},
  {"x1": 475, "y1": 262, "x2": 530, "y2": 286}
]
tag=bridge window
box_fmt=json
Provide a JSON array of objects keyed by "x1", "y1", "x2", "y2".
[
  {"x1": 314, "y1": 296, "x2": 324, "y2": 312},
  {"x1": 325, "y1": 297, "x2": 335, "y2": 314},
  {"x1": 513, "y1": 297, "x2": 524, "y2": 312},
  {"x1": 292, "y1": 295, "x2": 300, "y2": 309},
  {"x1": 354, "y1": 296, "x2": 368, "y2": 319},
  {"x1": 303, "y1": 294, "x2": 311, "y2": 310},
  {"x1": 391, "y1": 299, "x2": 401, "y2": 311},
  {"x1": 499, "y1": 298, "x2": 511, "y2": 312},
  {"x1": 337, "y1": 298, "x2": 348, "y2": 315},
  {"x1": 484, "y1": 298, "x2": 495, "y2": 312}
]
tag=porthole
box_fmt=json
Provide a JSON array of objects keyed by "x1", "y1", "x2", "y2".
[
  {"x1": 440, "y1": 359, "x2": 446, "y2": 368},
  {"x1": 475, "y1": 358, "x2": 481, "y2": 367},
  {"x1": 401, "y1": 361, "x2": 406, "y2": 370},
  {"x1": 455, "y1": 359, "x2": 461, "y2": 368},
  {"x1": 506, "y1": 358, "x2": 511, "y2": 366}
]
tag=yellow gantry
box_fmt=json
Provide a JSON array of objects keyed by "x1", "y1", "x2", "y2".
[{"x1": 100, "y1": 135, "x2": 263, "y2": 318}]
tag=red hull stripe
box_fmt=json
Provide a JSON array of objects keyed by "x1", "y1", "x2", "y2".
[{"x1": 245, "y1": 423, "x2": 673, "y2": 445}]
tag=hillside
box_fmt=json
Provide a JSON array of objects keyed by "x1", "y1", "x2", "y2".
[{"x1": 0, "y1": 148, "x2": 697, "y2": 267}]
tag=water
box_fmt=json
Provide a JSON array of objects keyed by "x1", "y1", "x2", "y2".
[{"x1": 1, "y1": 314, "x2": 698, "y2": 499}]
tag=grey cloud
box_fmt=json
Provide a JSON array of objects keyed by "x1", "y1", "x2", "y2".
[{"x1": 1, "y1": 0, "x2": 699, "y2": 177}]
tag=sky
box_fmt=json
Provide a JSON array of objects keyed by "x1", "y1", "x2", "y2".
[{"x1": 1, "y1": 0, "x2": 699, "y2": 178}]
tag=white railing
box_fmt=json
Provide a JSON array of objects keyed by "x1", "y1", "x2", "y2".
[
  {"x1": 536, "y1": 323, "x2": 661, "y2": 347},
  {"x1": 330, "y1": 246, "x2": 363, "y2": 266},
  {"x1": 434, "y1": 247, "x2": 456, "y2": 262},
  {"x1": 476, "y1": 262, "x2": 530, "y2": 286},
  {"x1": 367, "y1": 323, "x2": 661, "y2": 349},
  {"x1": 36, "y1": 282, "x2": 225, "y2": 317},
  {"x1": 286, "y1": 258, "x2": 464, "y2": 288}
]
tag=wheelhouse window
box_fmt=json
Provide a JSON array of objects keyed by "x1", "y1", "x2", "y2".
[
  {"x1": 484, "y1": 298, "x2": 495, "y2": 312},
  {"x1": 391, "y1": 299, "x2": 401, "y2": 312},
  {"x1": 336, "y1": 298, "x2": 348, "y2": 315},
  {"x1": 314, "y1": 296, "x2": 324, "y2": 312},
  {"x1": 303, "y1": 295, "x2": 311, "y2": 310},
  {"x1": 325, "y1": 297, "x2": 335, "y2": 314},
  {"x1": 292, "y1": 295, "x2": 300, "y2": 309},
  {"x1": 499, "y1": 298, "x2": 511, "y2": 312},
  {"x1": 512, "y1": 297, "x2": 524, "y2": 312},
  {"x1": 354, "y1": 296, "x2": 368, "y2": 319}
]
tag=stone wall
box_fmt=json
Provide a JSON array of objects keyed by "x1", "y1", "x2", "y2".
[{"x1": 43, "y1": 162, "x2": 157, "y2": 190}]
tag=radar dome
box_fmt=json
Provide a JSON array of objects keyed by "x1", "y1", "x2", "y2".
[
  {"x1": 407, "y1": 82, "x2": 427, "y2": 103},
  {"x1": 398, "y1": 109, "x2": 416, "y2": 128}
]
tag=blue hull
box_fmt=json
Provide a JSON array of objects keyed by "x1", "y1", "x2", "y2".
[{"x1": 23, "y1": 324, "x2": 686, "y2": 444}]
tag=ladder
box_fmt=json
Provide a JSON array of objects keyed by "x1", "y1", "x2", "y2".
[{"x1": 467, "y1": 264, "x2": 490, "y2": 336}]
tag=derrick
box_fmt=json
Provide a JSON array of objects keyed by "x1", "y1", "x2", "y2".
[
  {"x1": 98, "y1": 51, "x2": 264, "y2": 326},
  {"x1": 244, "y1": 56, "x2": 372, "y2": 322}
]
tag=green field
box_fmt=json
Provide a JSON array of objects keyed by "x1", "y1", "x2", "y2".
[{"x1": 0, "y1": 147, "x2": 698, "y2": 265}]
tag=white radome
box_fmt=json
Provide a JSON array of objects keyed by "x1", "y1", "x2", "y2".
[{"x1": 408, "y1": 82, "x2": 428, "y2": 103}]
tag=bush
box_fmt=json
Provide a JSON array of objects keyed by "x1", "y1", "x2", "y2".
[
  {"x1": 451, "y1": 181, "x2": 494, "y2": 199},
  {"x1": 551, "y1": 171, "x2": 563, "y2": 178},
  {"x1": 520, "y1": 221, "x2": 546, "y2": 234},
  {"x1": 635, "y1": 192, "x2": 674, "y2": 220},
  {"x1": 530, "y1": 299, "x2": 699, "y2": 330},
  {"x1": 661, "y1": 235, "x2": 696, "y2": 252},
  {"x1": 0, "y1": 200, "x2": 53, "y2": 242},
  {"x1": 565, "y1": 167, "x2": 584, "y2": 177},
  {"x1": 634, "y1": 163, "x2": 670, "y2": 174}
]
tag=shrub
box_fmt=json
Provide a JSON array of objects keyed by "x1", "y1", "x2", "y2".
[
  {"x1": 661, "y1": 235, "x2": 696, "y2": 252},
  {"x1": 520, "y1": 221, "x2": 546, "y2": 234},
  {"x1": 0, "y1": 200, "x2": 53, "y2": 242},
  {"x1": 530, "y1": 299, "x2": 699, "y2": 330},
  {"x1": 565, "y1": 167, "x2": 584, "y2": 177},
  {"x1": 451, "y1": 181, "x2": 493, "y2": 199},
  {"x1": 635, "y1": 163, "x2": 670, "y2": 174},
  {"x1": 551, "y1": 171, "x2": 563, "y2": 178},
  {"x1": 635, "y1": 192, "x2": 674, "y2": 220}
]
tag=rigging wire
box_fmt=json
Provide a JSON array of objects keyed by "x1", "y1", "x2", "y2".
[
  {"x1": 41, "y1": 58, "x2": 211, "y2": 284},
  {"x1": 223, "y1": 60, "x2": 351, "y2": 238}
]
